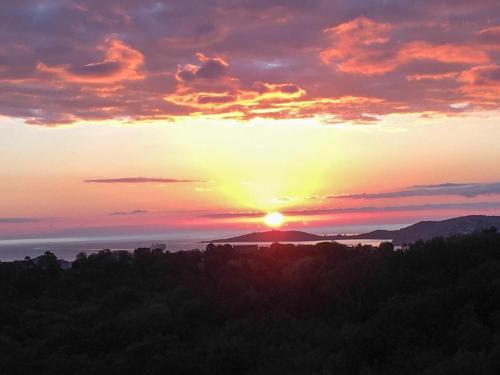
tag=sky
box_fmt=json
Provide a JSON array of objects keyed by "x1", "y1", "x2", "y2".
[{"x1": 1, "y1": 0, "x2": 500, "y2": 239}]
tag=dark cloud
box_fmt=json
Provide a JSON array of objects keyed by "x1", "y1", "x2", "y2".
[
  {"x1": 0, "y1": 217, "x2": 43, "y2": 224},
  {"x1": 196, "y1": 56, "x2": 229, "y2": 79},
  {"x1": 176, "y1": 53, "x2": 228, "y2": 82},
  {"x1": 200, "y1": 211, "x2": 264, "y2": 219},
  {"x1": 84, "y1": 177, "x2": 205, "y2": 183},
  {"x1": 330, "y1": 182, "x2": 500, "y2": 199},
  {"x1": 286, "y1": 202, "x2": 500, "y2": 215},
  {"x1": 0, "y1": 0, "x2": 499, "y2": 125},
  {"x1": 108, "y1": 210, "x2": 149, "y2": 216}
]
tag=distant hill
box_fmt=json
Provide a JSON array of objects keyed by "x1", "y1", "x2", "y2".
[
  {"x1": 203, "y1": 230, "x2": 326, "y2": 243},
  {"x1": 206, "y1": 215, "x2": 500, "y2": 245},
  {"x1": 356, "y1": 215, "x2": 500, "y2": 245}
]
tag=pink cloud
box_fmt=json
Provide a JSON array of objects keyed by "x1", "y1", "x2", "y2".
[
  {"x1": 320, "y1": 16, "x2": 396, "y2": 75},
  {"x1": 36, "y1": 37, "x2": 144, "y2": 83},
  {"x1": 459, "y1": 64, "x2": 500, "y2": 106},
  {"x1": 0, "y1": 1, "x2": 499, "y2": 125},
  {"x1": 84, "y1": 177, "x2": 205, "y2": 183},
  {"x1": 399, "y1": 41, "x2": 490, "y2": 65},
  {"x1": 321, "y1": 17, "x2": 491, "y2": 75},
  {"x1": 165, "y1": 53, "x2": 308, "y2": 119}
]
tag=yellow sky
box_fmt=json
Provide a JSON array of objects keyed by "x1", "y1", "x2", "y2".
[{"x1": 1, "y1": 111, "x2": 500, "y2": 238}]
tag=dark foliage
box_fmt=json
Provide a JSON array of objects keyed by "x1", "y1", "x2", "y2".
[{"x1": 1, "y1": 229, "x2": 500, "y2": 374}]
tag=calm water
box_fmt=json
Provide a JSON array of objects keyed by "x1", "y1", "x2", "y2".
[{"x1": 0, "y1": 236, "x2": 390, "y2": 261}]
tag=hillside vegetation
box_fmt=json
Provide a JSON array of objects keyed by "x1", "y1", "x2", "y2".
[{"x1": 1, "y1": 229, "x2": 500, "y2": 374}]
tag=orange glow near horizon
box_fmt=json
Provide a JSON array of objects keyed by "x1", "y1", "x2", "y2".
[{"x1": 2, "y1": 113, "x2": 500, "y2": 238}]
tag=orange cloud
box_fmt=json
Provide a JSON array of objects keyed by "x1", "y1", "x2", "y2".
[
  {"x1": 321, "y1": 17, "x2": 492, "y2": 75},
  {"x1": 165, "y1": 53, "x2": 307, "y2": 118},
  {"x1": 459, "y1": 64, "x2": 500, "y2": 105},
  {"x1": 163, "y1": 53, "x2": 402, "y2": 123},
  {"x1": 1, "y1": 3, "x2": 499, "y2": 126},
  {"x1": 320, "y1": 16, "x2": 396, "y2": 75},
  {"x1": 399, "y1": 41, "x2": 490, "y2": 65},
  {"x1": 36, "y1": 37, "x2": 144, "y2": 84}
]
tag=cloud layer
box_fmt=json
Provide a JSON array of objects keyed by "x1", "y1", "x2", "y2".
[
  {"x1": 108, "y1": 209, "x2": 149, "y2": 216},
  {"x1": 0, "y1": 217, "x2": 43, "y2": 224},
  {"x1": 84, "y1": 177, "x2": 204, "y2": 184},
  {"x1": 1, "y1": 0, "x2": 499, "y2": 125},
  {"x1": 201, "y1": 201, "x2": 500, "y2": 219},
  {"x1": 331, "y1": 182, "x2": 500, "y2": 199}
]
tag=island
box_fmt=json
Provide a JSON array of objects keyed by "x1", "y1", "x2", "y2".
[{"x1": 205, "y1": 215, "x2": 500, "y2": 245}]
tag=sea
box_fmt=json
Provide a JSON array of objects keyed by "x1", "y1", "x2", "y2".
[{"x1": 0, "y1": 234, "x2": 391, "y2": 261}]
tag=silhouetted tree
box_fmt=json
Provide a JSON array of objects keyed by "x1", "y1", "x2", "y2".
[{"x1": 1, "y1": 231, "x2": 500, "y2": 374}]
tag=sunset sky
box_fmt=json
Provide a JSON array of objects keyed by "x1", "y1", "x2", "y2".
[{"x1": 1, "y1": 0, "x2": 500, "y2": 239}]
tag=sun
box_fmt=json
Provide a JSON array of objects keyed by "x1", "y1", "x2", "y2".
[{"x1": 263, "y1": 212, "x2": 284, "y2": 228}]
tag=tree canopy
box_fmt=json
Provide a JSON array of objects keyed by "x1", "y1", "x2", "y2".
[{"x1": 1, "y1": 229, "x2": 500, "y2": 374}]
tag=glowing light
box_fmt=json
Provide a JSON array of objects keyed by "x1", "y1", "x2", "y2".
[{"x1": 264, "y1": 212, "x2": 284, "y2": 227}]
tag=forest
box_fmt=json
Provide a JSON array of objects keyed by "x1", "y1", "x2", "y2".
[{"x1": 1, "y1": 229, "x2": 500, "y2": 374}]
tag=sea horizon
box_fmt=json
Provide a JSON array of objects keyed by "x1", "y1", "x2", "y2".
[{"x1": 0, "y1": 223, "x2": 405, "y2": 261}]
